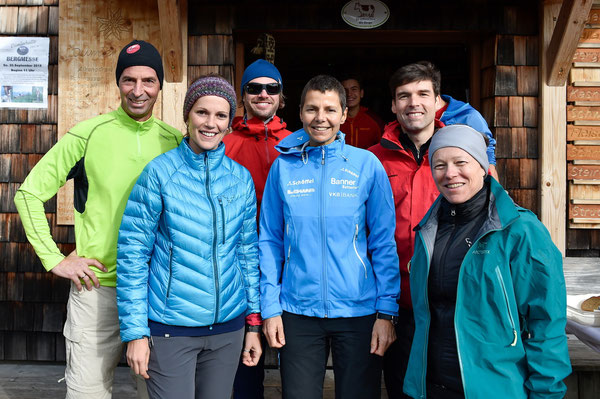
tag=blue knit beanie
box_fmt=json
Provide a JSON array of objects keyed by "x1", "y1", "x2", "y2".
[
  {"x1": 241, "y1": 59, "x2": 283, "y2": 94},
  {"x1": 183, "y1": 75, "x2": 237, "y2": 126}
]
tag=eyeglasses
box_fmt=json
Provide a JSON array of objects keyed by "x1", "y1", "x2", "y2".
[{"x1": 245, "y1": 82, "x2": 281, "y2": 95}]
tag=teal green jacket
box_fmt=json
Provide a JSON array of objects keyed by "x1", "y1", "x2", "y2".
[{"x1": 404, "y1": 178, "x2": 571, "y2": 399}]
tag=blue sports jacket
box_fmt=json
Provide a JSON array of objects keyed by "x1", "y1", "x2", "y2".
[
  {"x1": 259, "y1": 129, "x2": 400, "y2": 319},
  {"x1": 117, "y1": 138, "x2": 260, "y2": 342}
]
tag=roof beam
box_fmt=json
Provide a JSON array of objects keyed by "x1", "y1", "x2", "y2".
[
  {"x1": 546, "y1": 0, "x2": 593, "y2": 86},
  {"x1": 157, "y1": 0, "x2": 183, "y2": 82}
]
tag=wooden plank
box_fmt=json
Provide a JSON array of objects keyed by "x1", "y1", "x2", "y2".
[
  {"x1": 572, "y1": 198, "x2": 600, "y2": 203},
  {"x1": 567, "y1": 144, "x2": 600, "y2": 159},
  {"x1": 541, "y1": 1, "x2": 567, "y2": 254},
  {"x1": 36, "y1": 5, "x2": 48, "y2": 34},
  {"x1": 511, "y1": 127, "x2": 527, "y2": 158},
  {"x1": 517, "y1": 66, "x2": 538, "y2": 95},
  {"x1": 160, "y1": 0, "x2": 187, "y2": 133},
  {"x1": 570, "y1": 67, "x2": 600, "y2": 83},
  {"x1": 588, "y1": 8, "x2": 600, "y2": 24},
  {"x1": 570, "y1": 181, "x2": 600, "y2": 201},
  {"x1": 509, "y1": 97, "x2": 523, "y2": 126},
  {"x1": 573, "y1": 48, "x2": 600, "y2": 63},
  {"x1": 523, "y1": 97, "x2": 538, "y2": 127},
  {"x1": 569, "y1": 164, "x2": 600, "y2": 179},
  {"x1": 157, "y1": 0, "x2": 183, "y2": 83},
  {"x1": 546, "y1": 0, "x2": 594, "y2": 85},
  {"x1": 235, "y1": 41, "x2": 244, "y2": 118},
  {"x1": 519, "y1": 158, "x2": 538, "y2": 188},
  {"x1": 0, "y1": 7, "x2": 18, "y2": 34},
  {"x1": 57, "y1": 0, "x2": 163, "y2": 224},
  {"x1": 526, "y1": 35, "x2": 539, "y2": 66},
  {"x1": 495, "y1": 65, "x2": 517, "y2": 95},
  {"x1": 568, "y1": 86, "x2": 600, "y2": 102},
  {"x1": 581, "y1": 28, "x2": 600, "y2": 43},
  {"x1": 571, "y1": 179, "x2": 600, "y2": 183},
  {"x1": 16, "y1": 6, "x2": 37, "y2": 34},
  {"x1": 568, "y1": 105, "x2": 600, "y2": 120},
  {"x1": 514, "y1": 36, "x2": 527, "y2": 66},
  {"x1": 495, "y1": 96, "x2": 509, "y2": 127}
]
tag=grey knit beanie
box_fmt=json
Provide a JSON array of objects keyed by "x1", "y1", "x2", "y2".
[
  {"x1": 429, "y1": 124, "x2": 489, "y2": 175},
  {"x1": 183, "y1": 75, "x2": 237, "y2": 126}
]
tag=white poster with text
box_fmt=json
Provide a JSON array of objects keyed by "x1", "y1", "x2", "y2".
[{"x1": 0, "y1": 37, "x2": 49, "y2": 109}]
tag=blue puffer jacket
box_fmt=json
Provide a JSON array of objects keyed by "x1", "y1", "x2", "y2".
[
  {"x1": 439, "y1": 94, "x2": 497, "y2": 165},
  {"x1": 117, "y1": 138, "x2": 259, "y2": 342},
  {"x1": 259, "y1": 129, "x2": 400, "y2": 319}
]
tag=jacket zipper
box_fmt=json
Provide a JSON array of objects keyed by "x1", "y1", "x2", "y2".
[
  {"x1": 166, "y1": 244, "x2": 173, "y2": 298},
  {"x1": 495, "y1": 266, "x2": 518, "y2": 346},
  {"x1": 320, "y1": 146, "x2": 328, "y2": 317},
  {"x1": 205, "y1": 154, "x2": 220, "y2": 324},
  {"x1": 218, "y1": 197, "x2": 225, "y2": 245},
  {"x1": 264, "y1": 124, "x2": 271, "y2": 164},
  {"x1": 285, "y1": 223, "x2": 291, "y2": 266},
  {"x1": 353, "y1": 224, "x2": 367, "y2": 278},
  {"x1": 417, "y1": 231, "x2": 431, "y2": 399}
]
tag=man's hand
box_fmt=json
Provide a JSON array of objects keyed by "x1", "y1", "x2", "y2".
[
  {"x1": 50, "y1": 250, "x2": 107, "y2": 291},
  {"x1": 263, "y1": 315, "x2": 286, "y2": 348},
  {"x1": 370, "y1": 318, "x2": 396, "y2": 356},
  {"x1": 242, "y1": 332, "x2": 262, "y2": 366},
  {"x1": 127, "y1": 338, "x2": 150, "y2": 379}
]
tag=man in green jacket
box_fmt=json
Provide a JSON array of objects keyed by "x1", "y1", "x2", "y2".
[{"x1": 14, "y1": 40, "x2": 182, "y2": 398}]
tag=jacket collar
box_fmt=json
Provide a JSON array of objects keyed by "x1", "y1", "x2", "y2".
[
  {"x1": 275, "y1": 128, "x2": 346, "y2": 158},
  {"x1": 178, "y1": 137, "x2": 225, "y2": 171},
  {"x1": 231, "y1": 115, "x2": 288, "y2": 140},
  {"x1": 115, "y1": 106, "x2": 156, "y2": 134},
  {"x1": 416, "y1": 177, "x2": 520, "y2": 235}
]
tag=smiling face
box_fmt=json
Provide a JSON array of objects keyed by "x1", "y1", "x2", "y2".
[
  {"x1": 187, "y1": 95, "x2": 230, "y2": 154},
  {"x1": 300, "y1": 89, "x2": 348, "y2": 147},
  {"x1": 243, "y1": 77, "x2": 281, "y2": 121},
  {"x1": 118, "y1": 66, "x2": 160, "y2": 122},
  {"x1": 431, "y1": 146, "x2": 486, "y2": 204},
  {"x1": 391, "y1": 79, "x2": 438, "y2": 135},
  {"x1": 341, "y1": 78, "x2": 363, "y2": 110}
]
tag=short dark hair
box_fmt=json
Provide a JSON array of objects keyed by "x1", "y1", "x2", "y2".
[
  {"x1": 389, "y1": 61, "x2": 441, "y2": 98},
  {"x1": 338, "y1": 73, "x2": 362, "y2": 89},
  {"x1": 300, "y1": 75, "x2": 347, "y2": 110}
]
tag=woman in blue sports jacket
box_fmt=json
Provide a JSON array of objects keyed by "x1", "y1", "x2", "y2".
[
  {"x1": 404, "y1": 124, "x2": 571, "y2": 399},
  {"x1": 259, "y1": 75, "x2": 400, "y2": 399},
  {"x1": 116, "y1": 75, "x2": 262, "y2": 399}
]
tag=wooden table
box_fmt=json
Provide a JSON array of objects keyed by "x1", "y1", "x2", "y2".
[{"x1": 563, "y1": 257, "x2": 600, "y2": 370}]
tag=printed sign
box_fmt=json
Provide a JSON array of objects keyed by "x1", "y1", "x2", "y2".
[
  {"x1": 0, "y1": 37, "x2": 49, "y2": 109},
  {"x1": 341, "y1": 0, "x2": 390, "y2": 29}
]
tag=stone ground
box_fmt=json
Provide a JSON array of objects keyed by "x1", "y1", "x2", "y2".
[{"x1": 0, "y1": 364, "x2": 388, "y2": 399}]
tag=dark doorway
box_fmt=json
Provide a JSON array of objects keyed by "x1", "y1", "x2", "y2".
[{"x1": 239, "y1": 31, "x2": 472, "y2": 131}]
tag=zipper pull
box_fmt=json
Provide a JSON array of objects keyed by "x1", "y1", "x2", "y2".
[
  {"x1": 321, "y1": 147, "x2": 325, "y2": 165},
  {"x1": 511, "y1": 330, "x2": 518, "y2": 347},
  {"x1": 451, "y1": 209, "x2": 456, "y2": 217}
]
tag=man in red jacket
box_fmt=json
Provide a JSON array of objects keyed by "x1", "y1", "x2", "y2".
[
  {"x1": 340, "y1": 75, "x2": 384, "y2": 149},
  {"x1": 369, "y1": 62, "x2": 444, "y2": 399},
  {"x1": 224, "y1": 59, "x2": 292, "y2": 399}
]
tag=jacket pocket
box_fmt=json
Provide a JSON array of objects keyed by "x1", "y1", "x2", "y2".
[
  {"x1": 218, "y1": 197, "x2": 226, "y2": 245},
  {"x1": 353, "y1": 224, "x2": 367, "y2": 279},
  {"x1": 166, "y1": 244, "x2": 174, "y2": 299},
  {"x1": 495, "y1": 266, "x2": 518, "y2": 347}
]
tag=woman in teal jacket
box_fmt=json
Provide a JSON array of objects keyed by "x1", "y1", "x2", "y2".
[{"x1": 404, "y1": 124, "x2": 571, "y2": 399}]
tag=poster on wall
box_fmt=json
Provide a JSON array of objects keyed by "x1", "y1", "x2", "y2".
[{"x1": 0, "y1": 36, "x2": 49, "y2": 109}]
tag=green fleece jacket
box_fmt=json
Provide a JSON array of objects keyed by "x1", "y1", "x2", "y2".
[
  {"x1": 404, "y1": 177, "x2": 571, "y2": 399},
  {"x1": 14, "y1": 107, "x2": 182, "y2": 286}
]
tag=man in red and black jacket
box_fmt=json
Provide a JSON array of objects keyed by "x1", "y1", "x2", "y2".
[
  {"x1": 224, "y1": 59, "x2": 292, "y2": 399},
  {"x1": 369, "y1": 62, "x2": 444, "y2": 399}
]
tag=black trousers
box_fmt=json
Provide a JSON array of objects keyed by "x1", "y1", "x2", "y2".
[
  {"x1": 232, "y1": 334, "x2": 266, "y2": 399},
  {"x1": 279, "y1": 312, "x2": 382, "y2": 399},
  {"x1": 382, "y1": 308, "x2": 415, "y2": 399}
]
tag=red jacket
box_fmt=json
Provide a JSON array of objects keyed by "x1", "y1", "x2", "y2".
[
  {"x1": 223, "y1": 116, "x2": 292, "y2": 216},
  {"x1": 369, "y1": 121, "x2": 440, "y2": 310},
  {"x1": 341, "y1": 106, "x2": 384, "y2": 149}
]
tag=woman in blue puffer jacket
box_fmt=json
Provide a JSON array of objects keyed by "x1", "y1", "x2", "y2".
[{"x1": 116, "y1": 75, "x2": 261, "y2": 399}]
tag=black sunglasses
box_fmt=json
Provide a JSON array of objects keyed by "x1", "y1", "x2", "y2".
[{"x1": 245, "y1": 82, "x2": 281, "y2": 95}]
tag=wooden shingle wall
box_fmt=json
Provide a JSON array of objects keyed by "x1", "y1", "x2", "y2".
[
  {"x1": 0, "y1": 0, "x2": 72, "y2": 361},
  {"x1": 480, "y1": 34, "x2": 540, "y2": 216}
]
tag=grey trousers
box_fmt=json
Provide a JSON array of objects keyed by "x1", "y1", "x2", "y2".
[{"x1": 146, "y1": 328, "x2": 244, "y2": 399}]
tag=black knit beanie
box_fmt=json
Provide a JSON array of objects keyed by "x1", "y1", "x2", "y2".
[{"x1": 115, "y1": 40, "x2": 164, "y2": 88}]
